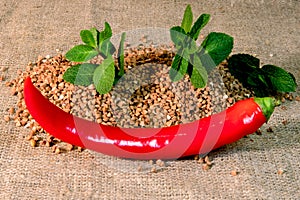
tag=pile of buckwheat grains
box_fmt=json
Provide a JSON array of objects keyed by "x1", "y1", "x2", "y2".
[{"x1": 5, "y1": 43, "x2": 258, "y2": 152}]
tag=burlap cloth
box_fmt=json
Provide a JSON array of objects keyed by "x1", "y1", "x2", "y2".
[{"x1": 0, "y1": 0, "x2": 299, "y2": 199}]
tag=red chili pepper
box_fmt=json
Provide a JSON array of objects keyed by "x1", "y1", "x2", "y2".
[{"x1": 23, "y1": 77, "x2": 278, "y2": 160}]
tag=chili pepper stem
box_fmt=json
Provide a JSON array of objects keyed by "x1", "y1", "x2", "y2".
[{"x1": 253, "y1": 97, "x2": 280, "y2": 122}]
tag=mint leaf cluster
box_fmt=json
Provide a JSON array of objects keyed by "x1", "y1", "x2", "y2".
[
  {"x1": 228, "y1": 54, "x2": 297, "y2": 97},
  {"x1": 63, "y1": 5, "x2": 297, "y2": 97},
  {"x1": 169, "y1": 4, "x2": 233, "y2": 88},
  {"x1": 63, "y1": 23, "x2": 126, "y2": 94}
]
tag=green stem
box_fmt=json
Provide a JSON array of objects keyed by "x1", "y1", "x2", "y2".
[{"x1": 254, "y1": 97, "x2": 281, "y2": 122}]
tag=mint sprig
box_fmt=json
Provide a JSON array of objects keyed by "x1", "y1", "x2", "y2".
[
  {"x1": 228, "y1": 54, "x2": 297, "y2": 97},
  {"x1": 63, "y1": 23, "x2": 125, "y2": 94},
  {"x1": 169, "y1": 4, "x2": 233, "y2": 88},
  {"x1": 63, "y1": 5, "x2": 295, "y2": 98}
]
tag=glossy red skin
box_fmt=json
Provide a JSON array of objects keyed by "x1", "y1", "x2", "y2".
[{"x1": 24, "y1": 77, "x2": 266, "y2": 159}]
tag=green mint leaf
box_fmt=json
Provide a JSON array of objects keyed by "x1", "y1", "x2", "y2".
[
  {"x1": 93, "y1": 56, "x2": 115, "y2": 94},
  {"x1": 89, "y1": 27, "x2": 100, "y2": 47},
  {"x1": 117, "y1": 32, "x2": 126, "y2": 77},
  {"x1": 65, "y1": 44, "x2": 99, "y2": 62},
  {"x1": 169, "y1": 54, "x2": 188, "y2": 82},
  {"x1": 190, "y1": 54, "x2": 208, "y2": 88},
  {"x1": 189, "y1": 13, "x2": 210, "y2": 40},
  {"x1": 181, "y1": 5, "x2": 193, "y2": 33},
  {"x1": 100, "y1": 39, "x2": 116, "y2": 58},
  {"x1": 80, "y1": 30, "x2": 97, "y2": 48},
  {"x1": 63, "y1": 64, "x2": 98, "y2": 86},
  {"x1": 289, "y1": 72, "x2": 296, "y2": 83},
  {"x1": 98, "y1": 22, "x2": 115, "y2": 57},
  {"x1": 170, "y1": 26, "x2": 186, "y2": 47},
  {"x1": 184, "y1": 37, "x2": 198, "y2": 54},
  {"x1": 199, "y1": 32, "x2": 233, "y2": 72},
  {"x1": 261, "y1": 64, "x2": 297, "y2": 92},
  {"x1": 99, "y1": 22, "x2": 112, "y2": 44}
]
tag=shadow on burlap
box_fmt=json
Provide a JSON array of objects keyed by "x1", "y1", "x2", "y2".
[{"x1": 0, "y1": 0, "x2": 299, "y2": 199}]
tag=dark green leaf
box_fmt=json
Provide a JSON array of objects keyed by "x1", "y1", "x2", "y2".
[
  {"x1": 252, "y1": 87, "x2": 271, "y2": 97},
  {"x1": 228, "y1": 54, "x2": 272, "y2": 92},
  {"x1": 228, "y1": 54, "x2": 259, "y2": 71},
  {"x1": 181, "y1": 5, "x2": 193, "y2": 33},
  {"x1": 117, "y1": 32, "x2": 126, "y2": 77},
  {"x1": 227, "y1": 54, "x2": 260, "y2": 83},
  {"x1": 289, "y1": 72, "x2": 296, "y2": 83},
  {"x1": 170, "y1": 26, "x2": 186, "y2": 47},
  {"x1": 80, "y1": 30, "x2": 97, "y2": 48},
  {"x1": 169, "y1": 54, "x2": 187, "y2": 82},
  {"x1": 190, "y1": 54, "x2": 208, "y2": 88},
  {"x1": 93, "y1": 56, "x2": 115, "y2": 94},
  {"x1": 99, "y1": 39, "x2": 116, "y2": 58},
  {"x1": 89, "y1": 27, "x2": 100, "y2": 47},
  {"x1": 65, "y1": 45, "x2": 99, "y2": 62},
  {"x1": 63, "y1": 64, "x2": 98, "y2": 86},
  {"x1": 247, "y1": 72, "x2": 269, "y2": 88},
  {"x1": 262, "y1": 65, "x2": 297, "y2": 92},
  {"x1": 169, "y1": 54, "x2": 183, "y2": 81},
  {"x1": 228, "y1": 54, "x2": 297, "y2": 96},
  {"x1": 199, "y1": 32, "x2": 233, "y2": 72},
  {"x1": 189, "y1": 13, "x2": 210, "y2": 40}
]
